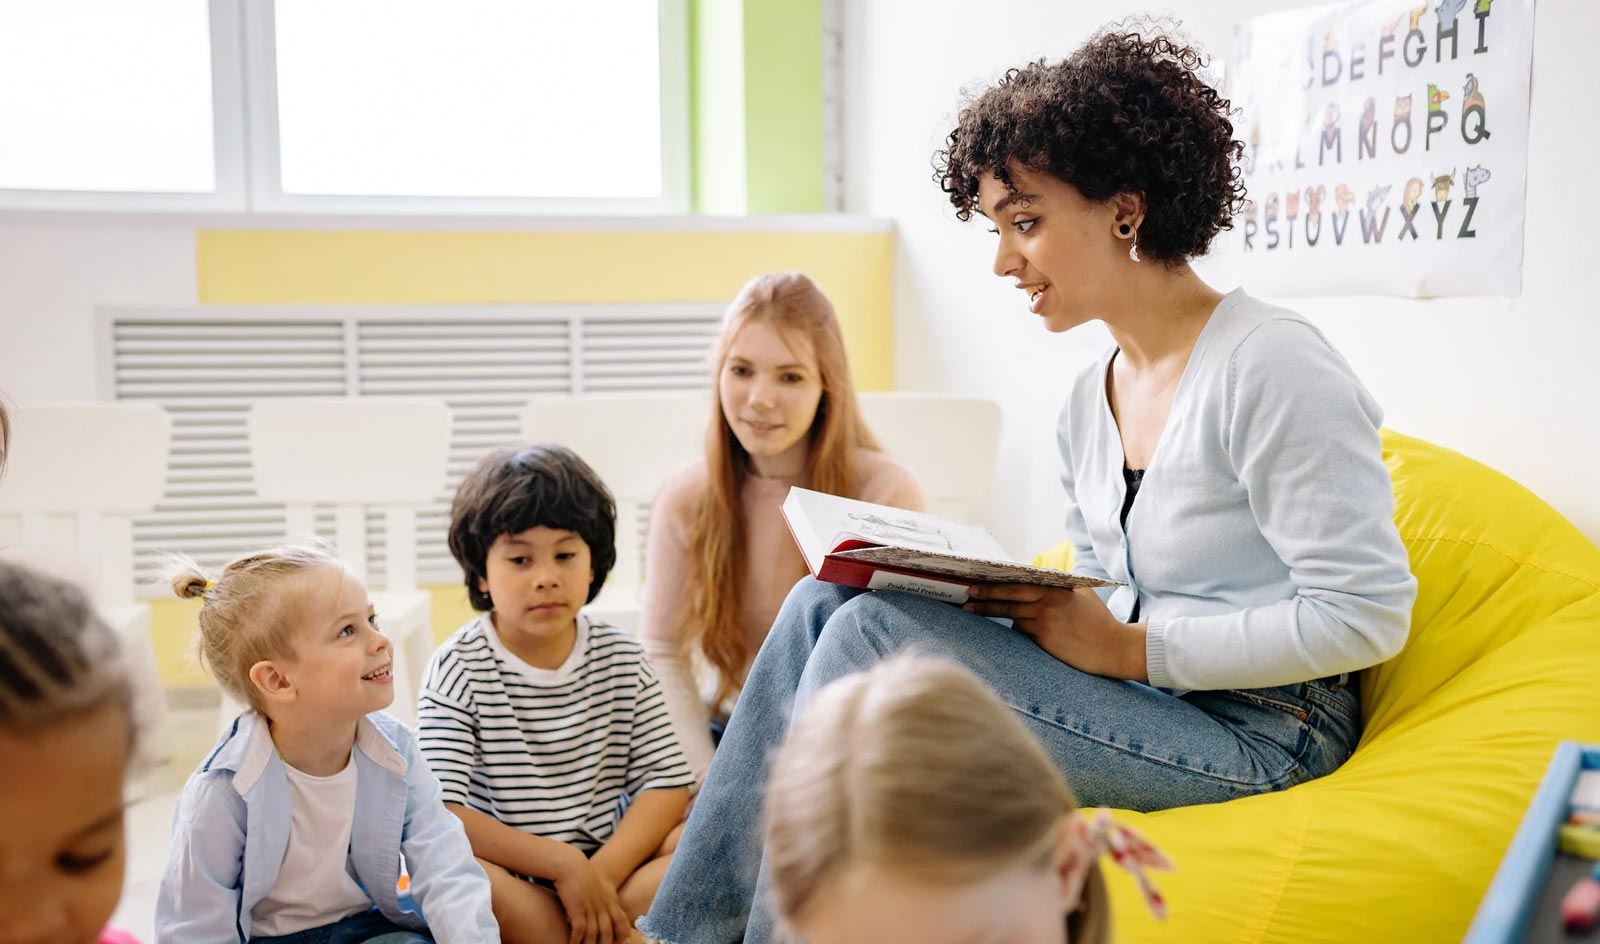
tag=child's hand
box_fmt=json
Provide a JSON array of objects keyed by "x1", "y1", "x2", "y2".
[{"x1": 552, "y1": 849, "x2": 633, "y2": 944}]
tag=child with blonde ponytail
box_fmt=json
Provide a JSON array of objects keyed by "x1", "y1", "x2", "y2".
[
  {"x1": 763, "y1": 655, "x2": 1172, "y2": 944},
  {"x1": 155, "y1": 545, "x2": 496, "y2": 943}
]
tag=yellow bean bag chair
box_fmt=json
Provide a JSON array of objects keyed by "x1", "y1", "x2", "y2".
[{"x1": 1034, "y1": 430, "x2": 1600, "y2": 942}]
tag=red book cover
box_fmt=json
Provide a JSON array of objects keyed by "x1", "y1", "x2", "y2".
[{"x1": 781, "y1": 487, "x2": 1117, "y2": 605}]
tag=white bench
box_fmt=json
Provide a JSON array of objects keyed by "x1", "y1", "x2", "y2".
[
  {"x1": 221, "y1": 396, "x2": 452, "y2": 729},
  {"x1": 0, "y1": 402, "x2": 174, "y2": 772}
]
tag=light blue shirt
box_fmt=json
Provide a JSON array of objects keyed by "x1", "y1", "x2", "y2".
[
  {"x1": 155, "y1": 710, "x2": 498, "y2": 944},
  {"x1": 1058, "y1": 289, "x2": 1418, "y2": 691}
]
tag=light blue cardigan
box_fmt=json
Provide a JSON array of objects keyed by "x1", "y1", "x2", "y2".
[
  {"x1": 1058, "y1": 289, "x2": 1418, "y2": 692},
  {"x1": 155, "y1": 710, "x2": 498, "y2": 943}
]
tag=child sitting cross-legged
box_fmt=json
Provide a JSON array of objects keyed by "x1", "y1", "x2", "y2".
[
  {"x1": 156, "y1": 545, "x2": 497, "y2": 944},
  {"x1": 419, "y1": 445, "x2": 694, "y2": 944}
]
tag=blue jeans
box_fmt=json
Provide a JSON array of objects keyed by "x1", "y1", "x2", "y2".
[
  {"x1": 638, "y1": 578, "x2": 1360, "y2": 944},
  {"x1": 250, "y1": 910, "x2": 433, "y2": 944}
]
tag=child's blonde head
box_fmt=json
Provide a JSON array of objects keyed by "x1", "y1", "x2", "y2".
[
  {"x1": 765, "y1": 655, "x2": 1109, "y2": 944},
  {"x1": 167, "y1": 545, "x2": 343, "y2": 709}
]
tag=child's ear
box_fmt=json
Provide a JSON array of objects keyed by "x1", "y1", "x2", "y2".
[
  {"x1": 248, "y1": 659, "x2": 296, "y2": 706},
  {"x1": 1053, "y1": 813, "x2": 1097, "y2": 917}
]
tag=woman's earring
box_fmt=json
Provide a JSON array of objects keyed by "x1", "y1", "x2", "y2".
[
  {"x1": 1128, "y1": 229, "x2": 1141, "y2": 263},
  {"x1": 1118, "y1": 223, "x2": 1131, "y2": 236}
]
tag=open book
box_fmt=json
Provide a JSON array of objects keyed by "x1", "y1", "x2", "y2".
[{"x1": 781, "y1": 487, "x2": 1119, "y2": 605}]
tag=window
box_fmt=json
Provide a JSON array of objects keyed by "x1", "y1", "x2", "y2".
[
  {"x1": 0, "y1": 0, "x2": 687, "y2": 213},
  {"x1": 0, "y1": 0, "x2": 246, "y2": 210},
  {"x1": 250, "y1": 0, "x2": 687, "y2": 212}
]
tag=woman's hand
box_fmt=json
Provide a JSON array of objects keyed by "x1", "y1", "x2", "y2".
[
  {"x1": 963, "y1": 584, "x2": 1149, "y2": 681},
  {"x1": 552, "y1": 847, "x2": 634, "y2": 944}
]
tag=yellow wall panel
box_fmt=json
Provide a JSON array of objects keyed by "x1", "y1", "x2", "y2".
[{"x1": 196, "y1": 229, "x2": 894, "y2": 390}]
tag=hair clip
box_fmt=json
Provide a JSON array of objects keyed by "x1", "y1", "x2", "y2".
[{"x1": 1086, "y1": 808, "x2": 1173, "y2": 920}]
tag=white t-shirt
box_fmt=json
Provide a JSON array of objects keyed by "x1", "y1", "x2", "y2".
[{"x1": 248, "y1": 751, "x2": 374, "y2": 937}]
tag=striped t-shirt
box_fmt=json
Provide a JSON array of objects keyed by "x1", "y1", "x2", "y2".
[{"x1": 417, "y1": 613, "x2": 694, "y2": 853}]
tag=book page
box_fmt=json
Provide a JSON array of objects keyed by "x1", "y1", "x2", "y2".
[
  {"x1": 781, "y1": 487, "x2": 828, "y2": 573},
  {"x1": 783, "y1": 487, "x2": 1012, "y2": 561}
]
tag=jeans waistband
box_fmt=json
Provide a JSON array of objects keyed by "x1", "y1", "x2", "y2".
[{"x1": 1302, "y1": 673, "x2": 1359, "y2": 723}]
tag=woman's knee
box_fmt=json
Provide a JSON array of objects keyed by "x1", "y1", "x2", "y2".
[
  {"x1": 806, "y1": 591, "x2": 1022, "y2": 696},
  {"x1": 765, "y1": 577, "x2": 862, "y2": 648},
  {"x1": 781, "y1": 576, "x2": 859, "y2": 617},
  {"x1": 803, "y1": 593, "x2": 938, "y2": 682},
  {"x1": 827, "y1": 590, "x2": 970, "y2": 650}
]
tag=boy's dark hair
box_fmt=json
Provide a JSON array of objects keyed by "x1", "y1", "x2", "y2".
[
  {"x1": 933, "y1": 22, "x2": 1246, "y2": 264},
  {"x1": 448, "y1": 444, "x2": 617, "y2": 612}
]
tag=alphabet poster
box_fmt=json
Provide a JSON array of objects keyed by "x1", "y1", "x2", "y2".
[{"x1": 1228, "y1": 0, "x2": 1534, "y2": 296}]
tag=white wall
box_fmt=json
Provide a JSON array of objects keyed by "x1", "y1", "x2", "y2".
[
  {"x1": 0, "y1": 219, "x2": 197, "y2": 402},
  {"x1": 844, "y1": 0, "x2": 1600, "y2": 557}
]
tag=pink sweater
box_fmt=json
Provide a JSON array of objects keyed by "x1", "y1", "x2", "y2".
[{"x1": 639, "y1": 448, "x2": 924, "y2": 779}]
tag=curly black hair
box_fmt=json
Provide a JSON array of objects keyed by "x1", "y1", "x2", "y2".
[
  {"x1": 448, "y1": 444, "x2": 617, "y2": 611},
  {"x1": 934, "y1": 23, "x2": 1246, "y2": 263}
]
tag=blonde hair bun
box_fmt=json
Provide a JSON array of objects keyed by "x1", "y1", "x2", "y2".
[{"x1": 166, "y1": 559, "x2": 211, "y2": 600}]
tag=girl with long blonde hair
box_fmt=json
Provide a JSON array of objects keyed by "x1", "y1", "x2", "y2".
[
  {"x1": 765, "y1": 655, "x2": 1171, "y2": 944},
  {"x1": 640, "y1": 272, "x2": 923, "y2": 780}
]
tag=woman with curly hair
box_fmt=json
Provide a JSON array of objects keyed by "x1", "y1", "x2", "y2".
[{"x1": 640, "y1": 24, "x2": 1415, "y2": 943}]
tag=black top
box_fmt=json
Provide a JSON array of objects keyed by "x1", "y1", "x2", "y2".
[
  {"x1": 1121, "y1": 467, "x2": 1146, "y2": 623},
  {"x1": 1119, "y1": 467, "x2": 1146, "y2": 528}
]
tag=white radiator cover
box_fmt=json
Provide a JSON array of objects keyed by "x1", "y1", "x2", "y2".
[{"x1": 102, "y1": 305, "x2": 720, "y2": 594}]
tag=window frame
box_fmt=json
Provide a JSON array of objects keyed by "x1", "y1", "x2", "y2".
[
  {"x1": 0, "y1": 0, "x2": 690, "y2": 215},
  {"x1": 242, "y1": 0, "x2": 691, "y2": 216},
  {"x1": 0, "y1": 0, "x2": 249, "y2": 212}
]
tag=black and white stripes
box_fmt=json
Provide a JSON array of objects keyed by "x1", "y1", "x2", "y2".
[{"x1": 417, "y1": 614, "x2": 694, "y2": 854}]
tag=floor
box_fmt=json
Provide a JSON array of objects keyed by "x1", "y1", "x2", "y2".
[{"x1": 112, "y1": 691, "x2": 222, "y2": 941}]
